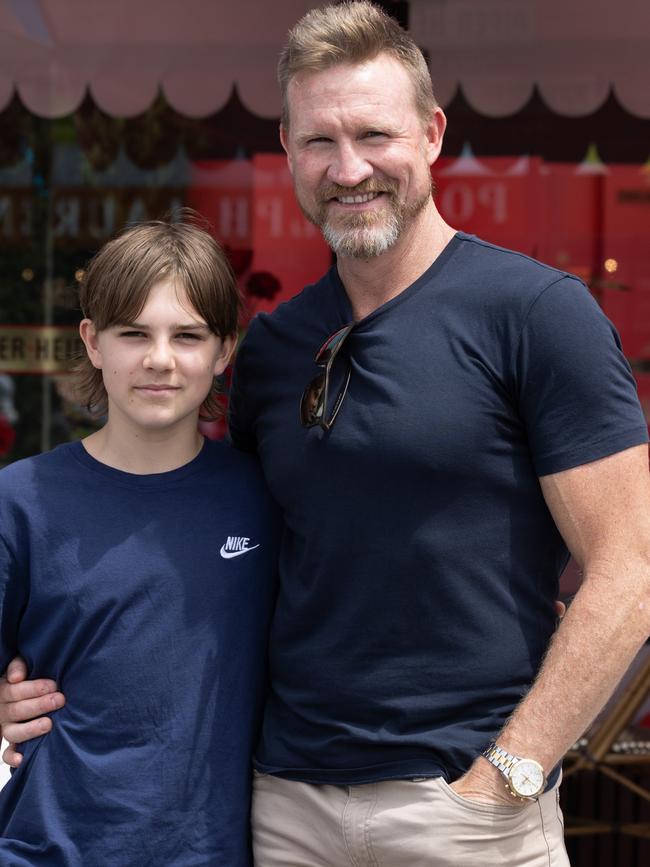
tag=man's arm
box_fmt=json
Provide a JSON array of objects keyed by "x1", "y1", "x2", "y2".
[
  {"x1": 0, "y1": 657, "x2": 65, "y2": 767},
  {"x1": 452, "y1": 443, "x2": 650, "y2": 804}
]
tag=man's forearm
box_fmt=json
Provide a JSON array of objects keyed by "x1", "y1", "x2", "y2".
[
  {"x1": 452, "y1": 446, "x2": 650, "y2": 803},
  {"x1": 498, "y1": 564, "x2": 650, "y2": 772},
  {"x1": 452, "y1": 561, "x2": 650, "y2": 804}
]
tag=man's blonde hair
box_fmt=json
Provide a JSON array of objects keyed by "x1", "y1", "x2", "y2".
[
  {"x1": 278, "y1": 1, "x2": 436, "y2": 127},
  {"x1": 74, "y1": 216, "x2": 240, "y2": 419}
]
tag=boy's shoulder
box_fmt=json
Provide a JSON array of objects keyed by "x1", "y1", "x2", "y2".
[
  {"x1": 0, "y1": 445, "x2": 79, "y2": 525},
  {"x1": 201, "y1": 439, "x2": 278, "y2": 513},
  {"x1": 1, "y1": 443, "x2": 75, "y2": 486},
  {"x1": 202, "y1": 438, "x2": 267, "y2": 486}
]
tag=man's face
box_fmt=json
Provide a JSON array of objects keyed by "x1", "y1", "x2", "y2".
[{"x1": 281, "y1": 54, "x2": 445, "y2": 260}]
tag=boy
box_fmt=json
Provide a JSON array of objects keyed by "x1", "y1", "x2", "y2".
[{"x1": 0, "y1": 219, "x2": 280, "y2": 865}]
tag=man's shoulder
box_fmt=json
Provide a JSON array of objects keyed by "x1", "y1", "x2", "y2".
[
  {"x1": 454, "y1": 233, "x2": 582, "y2": 296},
  {"x1": 246, "y1": 267, "x2": 335, "y2": 340}
]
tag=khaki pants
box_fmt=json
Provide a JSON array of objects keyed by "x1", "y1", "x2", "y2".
[{"x1": 252, "y1": 772, "x2": 570, "y2": 866}]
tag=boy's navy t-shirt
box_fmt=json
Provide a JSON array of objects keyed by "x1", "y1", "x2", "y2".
[
  {"x1": 0, "y1": 439, "x2": 280, "y2": 866},
  {"x1": 230, "y1": 232, "x2": 649, "y2": 785}
]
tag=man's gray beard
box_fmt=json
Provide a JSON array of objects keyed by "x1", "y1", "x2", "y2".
[
  {"x1": 316, "y1": 187, "x2": 432, "y2": 260},
  {"x1": 321, "y1": 211, "x2": 401, "y2": 259}
]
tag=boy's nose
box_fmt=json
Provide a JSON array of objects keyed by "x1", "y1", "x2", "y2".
[{"x1": 144, "y1": 340, "x2": 175, "y2": 370}]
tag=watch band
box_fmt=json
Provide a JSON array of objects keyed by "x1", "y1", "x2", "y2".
[
  {"x1": 482, "y1": 743, "x2": 546, "y2": 800},
  {"x1": 482, "y1": 743, "x2": 521, "y2": 775}
]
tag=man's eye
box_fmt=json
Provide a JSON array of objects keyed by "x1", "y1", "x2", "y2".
[
  {"x1": 363, "y1": 130, "x2": 385, "y2": 139},
  {"x1": 306, "y1": 136, "x2": 330, "y2": 145}
]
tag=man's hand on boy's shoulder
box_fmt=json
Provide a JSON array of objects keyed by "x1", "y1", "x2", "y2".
[{"x1": 0, "y1": 657, "x2": 66, "y2": 767}]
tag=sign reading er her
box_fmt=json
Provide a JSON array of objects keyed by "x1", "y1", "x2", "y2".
[{"x1": 0, "y1": 326, "x2": 83, "y2": 374}]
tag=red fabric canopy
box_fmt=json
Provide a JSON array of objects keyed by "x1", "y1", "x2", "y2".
[{"x1": 1, "y1": 0, "x2": 648, "y2": 119}]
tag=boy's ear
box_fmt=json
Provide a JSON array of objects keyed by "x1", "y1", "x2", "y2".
[
  {"x1": 213, "y1": 334, "x2": 237, "y2": 377},
  {"x1": 79, "y1": 319, "x2": 103, "y2": 369}
]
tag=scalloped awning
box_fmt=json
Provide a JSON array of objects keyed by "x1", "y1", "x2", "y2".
[
  {"x1": 0, "y1": 0, "x2": 312, "y2": 118},
  {"x1": 410, "y1": 0, "x2": 650, "y2": 118},
  {"x1": 1, "y1": 0, "x2": 649, "y2": 120}
]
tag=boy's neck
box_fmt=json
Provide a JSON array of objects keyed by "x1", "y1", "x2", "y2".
[{"x1": 82, "y1": 424, "x2": 205, "y2": 475}]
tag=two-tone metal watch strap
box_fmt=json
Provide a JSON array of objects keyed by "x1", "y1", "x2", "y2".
[
  {"x1": 482, "y1": 742, "x2": 521, "y2": 775},
  {"x1": 482, "y1": 743, "x2": 546, "y2": 800}
]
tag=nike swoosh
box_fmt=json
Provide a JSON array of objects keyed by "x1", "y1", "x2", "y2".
[{"x1": 219, "y1": 544, "x2": 260, "y2": 559}]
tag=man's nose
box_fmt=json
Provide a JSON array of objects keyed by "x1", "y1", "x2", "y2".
[{"x1": 327, "y1": 142, "x2": 372, "y2": 188}]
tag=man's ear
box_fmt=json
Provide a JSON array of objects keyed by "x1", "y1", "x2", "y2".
[
  {"x1": 424, "y1": 106, "x2": 447, "y2": 168},
  {"x1": 280, "y1": 124, "x2": 294, "y2": 175},
  {"x1": 213, "y1": 334, "x2": 238, "y2": 377},
  {"x1": 79, "y1": 319, "x2": 103, "y2": 369}
]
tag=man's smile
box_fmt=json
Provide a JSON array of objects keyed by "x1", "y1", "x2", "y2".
[{"x1": 335, "y1": 191, "x2": 384, "y2": 205}]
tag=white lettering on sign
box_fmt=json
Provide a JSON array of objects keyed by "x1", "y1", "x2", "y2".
[
  {"x1": 0, "y1": 327, "x2": 83, "y2": 374},
  {"x1": 218, "y1": 197, "x2": 249, "y2": 239},
  {"x1": 54, "y1": 198, "x2": 80, "y2": 238},
  {"x1": 440, "y1": 181, "x2": 509, "y2": 224}
]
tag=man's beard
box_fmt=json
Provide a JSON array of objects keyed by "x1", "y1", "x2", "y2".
[{"x1": 299, "y1": 178, "x2": 432, "y2": 260}]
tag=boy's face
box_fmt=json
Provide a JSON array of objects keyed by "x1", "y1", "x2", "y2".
[{"x1": 80, "y1": 279, "x2": 235, "y2": 439}]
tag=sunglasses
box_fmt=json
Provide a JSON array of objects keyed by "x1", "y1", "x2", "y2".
[{"x1": 300, "y1": 322, "x2": 354, "y2": 431}]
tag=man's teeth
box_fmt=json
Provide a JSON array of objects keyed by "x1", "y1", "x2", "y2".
[{"x1": 337, "y1": 192, "x2": 380, "y2": 204}]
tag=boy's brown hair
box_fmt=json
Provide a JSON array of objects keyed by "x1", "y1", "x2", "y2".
[{"x1": 75, "y1": 216, "x2": 240, "y2": 419}]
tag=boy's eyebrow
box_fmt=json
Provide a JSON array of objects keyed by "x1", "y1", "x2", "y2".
[
  {"x1": 119, "y1": 321, "x2": 210, "y2": 331},
  {"x1": 171, "y1": 323, "x2": 211, "y2": 331}
]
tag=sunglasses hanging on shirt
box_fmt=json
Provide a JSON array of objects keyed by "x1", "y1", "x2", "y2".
[{"x1": 300, "y1": 322, "x2": 354, "y2": 431}]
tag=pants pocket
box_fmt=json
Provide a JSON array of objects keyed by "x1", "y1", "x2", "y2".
[{"x1": 421, "y1": 777, "x2": 570, "y2": 867}]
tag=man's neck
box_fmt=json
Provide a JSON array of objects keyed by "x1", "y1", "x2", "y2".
[{"x1": 337, "y1": 204, "x2": 456, "y2": 322}]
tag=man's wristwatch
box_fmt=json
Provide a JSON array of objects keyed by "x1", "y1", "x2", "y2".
[{"x1": 482, "y1": 743, "x2": 546, "y2": 800}]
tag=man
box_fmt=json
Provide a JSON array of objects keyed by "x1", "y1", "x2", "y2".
[{"x1": 2, "y1": 3, "x2": 649, "y2": 865}]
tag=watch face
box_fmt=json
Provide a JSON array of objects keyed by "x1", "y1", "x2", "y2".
[{"x1": 510, "y1": 759, "x2": 545, "y2": 798}]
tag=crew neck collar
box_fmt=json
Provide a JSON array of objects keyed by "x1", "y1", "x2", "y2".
[
  {"x1": 331, "y1": 231, "x2": 465, "y2": 326},
  {"x1": 68, "y1": 438, "x2": 212, "y2": 489}
]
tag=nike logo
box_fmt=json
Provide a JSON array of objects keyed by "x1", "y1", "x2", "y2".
[{"x1": 220, "y1": 536, "x2": 260, "y2": 559}]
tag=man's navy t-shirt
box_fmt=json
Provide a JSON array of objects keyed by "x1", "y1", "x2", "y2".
[
  {"x1": 0, "y1": 440, "x2": 280, "y2": 865},
  {"x1": 230, "y1": 232, "x2": 648, "y2": 785}
]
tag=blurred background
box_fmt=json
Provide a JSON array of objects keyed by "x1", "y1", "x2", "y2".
[{"x1": 0, "y1": 2, "x2": 649, "y2": 862}]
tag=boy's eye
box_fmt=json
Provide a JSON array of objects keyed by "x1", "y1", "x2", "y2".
[
  {"x1": 177, "y1": 332, "x2": 202, "y2": 340},
  {"x1": 119, "y1": 330, "x2": 145, "y2": 338}
]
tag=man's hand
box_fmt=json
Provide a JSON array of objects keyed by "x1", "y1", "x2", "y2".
[
  {"x1": 449, "y1": 758, "x2": 523, "y2": 807},
  {"x1": 0, "y1": 657, "x2": 65, "y2": 767}
]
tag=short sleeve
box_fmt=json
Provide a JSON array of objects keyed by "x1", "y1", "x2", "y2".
[
  {"x1": 0, "y1": 533, "x2": 24, "y2": 671},
  {"x1": 515, "y1": 277, "x2": 648, "y2": 476}
]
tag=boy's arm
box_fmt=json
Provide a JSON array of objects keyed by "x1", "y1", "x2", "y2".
[{"x1": 0, "y1": 657, "x2": 66, "y2": 767}]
